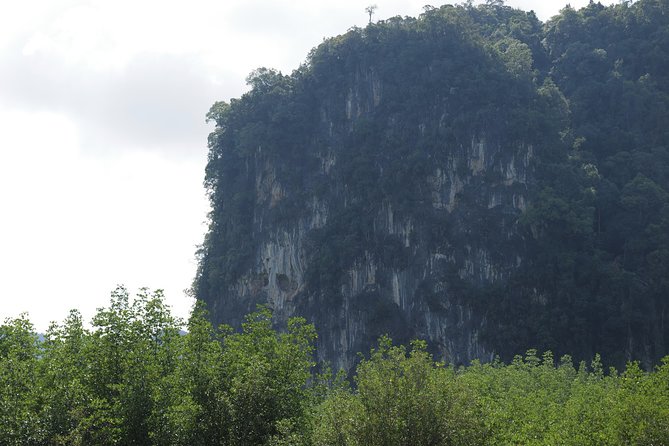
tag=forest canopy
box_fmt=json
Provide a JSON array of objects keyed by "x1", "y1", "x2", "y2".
[{"x1": 1, "y1": 287, "x2": 668, "y2": 445}]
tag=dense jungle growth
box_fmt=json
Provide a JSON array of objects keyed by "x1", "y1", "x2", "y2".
[
  {"x1": 1, "y1": 289, "x2": 668, "y2": 445},
  {"x1": 196, "y1": 0, "x2": 669, "y2": 371}
]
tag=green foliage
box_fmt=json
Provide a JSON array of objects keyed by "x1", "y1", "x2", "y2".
[
  {"x1": 219, "y1": 308, "x2": 317, "y2": 445},
  {"x1": 1, "y1": 289, "x2": 319, "y2": 446},
  {"x1": 311, "y1": 337, "x2": 486, "y2": 446},
  {"x1": 0, "y1": 315, "x2": 42, "y2": 445},
  {"x1": 162, "y1": 300, "x2": 223, "y2": 446},
  {"x1": 3, "y1": 299, "x2": 669, "y2": 445},
  {"x1": 39, "y1": 309, "x2": 90, "y2": 445},
  {"x1": 311, "y1": 338, "x2": 669, "y2": 446}
]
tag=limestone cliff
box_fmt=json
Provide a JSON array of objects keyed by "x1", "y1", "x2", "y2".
[
  {"x1": 197, "y1": 7, "x2": 553, "y2": 371},
  {"x1": 197, "y1": 2, "x2": 669, "y2": 370}
]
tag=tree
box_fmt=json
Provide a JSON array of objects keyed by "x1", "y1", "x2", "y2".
[
  {"x1": 166, "y1": 300, "x2": 225, "y2": 446},
  {"x1": 220, "y1": 307, "x2": 317, "y2": 445},
  {"x1": 69, "y1": 286, "x2": 182, "y2": 445},
  {"x1": 39, "y1": 309, "x2": 90, "y2": 445},
  {"x1": 365, "y1": 5, "x2": 377, "y2": 23},
  {"x1": 0, "y1": 315, "x2": 42, "y2": 445},
  {"x1": 312, "y1": 337, "x2": 486, "y2": 446}
]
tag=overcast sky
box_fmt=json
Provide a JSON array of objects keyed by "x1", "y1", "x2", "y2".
[{"x1": 0, "y1": 0, "x2": 599, "y2": 331}]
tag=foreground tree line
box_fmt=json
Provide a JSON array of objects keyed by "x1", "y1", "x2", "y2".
[{"x1": 1, "y1": 288, "x2": 668, "y2": 445}]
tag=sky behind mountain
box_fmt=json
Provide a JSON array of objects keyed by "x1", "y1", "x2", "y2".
[{"x1": 0, "y1": 0, "x2": 597, "y2": 330}]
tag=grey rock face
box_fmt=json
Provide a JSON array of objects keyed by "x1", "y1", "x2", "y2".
[{"x1": 202, "y1": 62, "x2": 537, "y2": 372}]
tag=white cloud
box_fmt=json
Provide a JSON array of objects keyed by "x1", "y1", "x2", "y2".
[
  {"x1": 0, "y1": 108, "x2": 208, "y2": 329},
  {"x1": 0, "y1": 47, "x2": 232, "y2": 157}
]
